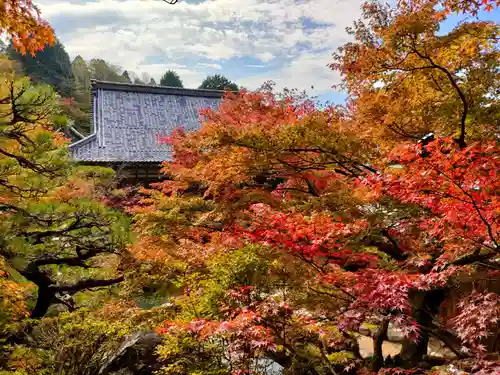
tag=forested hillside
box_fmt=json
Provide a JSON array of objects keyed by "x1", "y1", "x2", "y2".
[{"x1": 0, "y1": 0, "x2": 499, "y2": 374}]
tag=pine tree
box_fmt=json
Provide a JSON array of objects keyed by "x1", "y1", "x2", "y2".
[
  {"x1": 71, "y1": 56, "x2": 90, "y2": 102},
  {"x1": 198, "y1": 74, "x2": 238, "y2": 91},
  {"x1": 160, "y1": 70, "x2": 183, "y2": 88},
  {"x1": 0, "y1": 74, "x2": 130, "y2": 319}
]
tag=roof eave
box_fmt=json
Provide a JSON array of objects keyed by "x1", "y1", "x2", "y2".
[
  {"x1": 68, "y1": 133, "x2": 97, "y2": 150},
  {"x1": 72, "y1": 160, "x2": 165, "y2": 166}
]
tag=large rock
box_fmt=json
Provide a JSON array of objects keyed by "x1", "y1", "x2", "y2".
[
  {"x1": 98, "y1": 332, "x2": 164, "y2": 375},
  {"x1": 386, "y1": 322, "x2": 405, "y2": 342},
  {"x1": 358, "y1": 322, "x2": 405, "y2": 342}
]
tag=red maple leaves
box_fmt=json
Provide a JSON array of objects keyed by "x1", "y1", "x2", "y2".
[{"x1": 366, "y1": 138, "x2": 499, "y2": 259}]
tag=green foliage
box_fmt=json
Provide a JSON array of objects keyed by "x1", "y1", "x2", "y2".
[
  {"x1": 0, "y1": 304, "x2": 172, "y2": 375},
  {"x1": 208, "y1": 246, "x2": 271, "y2": 291},
  {"x1": 71, "y1": 56, "x2": 90, "y2": 102},
  {"x1": 87, "y1": 58, "x2": 128, "y2": 83},
  {"x1": 0, "y1": 74, "x2": 131, "y2": 326},
  {"x1": 156, "y1": 330, "x2": 228, "y2": 375},
  {"x1": 160, "y1": 70, "x2": 184, "y2": 88},
  {"x1": 8, "y1": 40, "x2": 73, "y2": 97},
  {"x1": 0, "y1": 344, "x2": 52, "y2": 375},
  {"x1": 198, "y1": 74, "x2": 238, "y2": 91},
  {"x1": 195, "y1": 246, "x2": 274, "y2": 317}
]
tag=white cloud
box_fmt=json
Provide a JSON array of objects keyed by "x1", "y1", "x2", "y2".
[
  {"x1": 34, "y1": 0, "x2": 364, "y2": 92},
  {"x1": 256, "y1": 52, "x2": 275, "y2": 63},
  {"x1": 239, "y1": 51, "x2": 343, "y2": 95},
  {"x1": 197, "y1": 63, "x2": 222, "y2": 70}
]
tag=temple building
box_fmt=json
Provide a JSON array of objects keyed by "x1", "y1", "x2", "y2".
[{"x1": 69, "y1": 80, "x2": 223, "y2": 185}]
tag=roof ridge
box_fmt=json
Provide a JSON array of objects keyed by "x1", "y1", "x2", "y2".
[{"x1": 91, "y1": 80, "x2": 229, "y2": 98}]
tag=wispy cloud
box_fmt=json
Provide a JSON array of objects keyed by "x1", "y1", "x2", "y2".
[
  {"x1": 196, "y1": 62, "x2": 222, "y2": 70},
  {"x1": 244, "y1": 64, "x2": 267, "y2": 68}
]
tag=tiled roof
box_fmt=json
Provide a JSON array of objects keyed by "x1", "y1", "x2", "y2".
[{"x1": 69, "y1": 80, "x2": 223, "y2": 163}]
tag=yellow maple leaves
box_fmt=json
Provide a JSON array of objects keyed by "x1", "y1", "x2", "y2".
[
  {"x1": 333, "y1": 0, "x2": 500, "y2": 148},
  {"x1": 0, "y1": 259, "x2": 30, "y2": 328}
]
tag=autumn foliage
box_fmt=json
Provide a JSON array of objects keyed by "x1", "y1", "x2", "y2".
[
  {"x1": 128, "y1": 1, "x2": 500, "y2": 373},
  {"x1": 0, "y1": 0, "x2": 55, "y2": 55},
  {"x1": 1, "y1": 0, "x2": 500, "y2": 374}
]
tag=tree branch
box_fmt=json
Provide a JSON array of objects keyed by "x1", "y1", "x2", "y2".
[
  {"x1": 364, "y1": 231, "x2": 407, "y2": 261},
  {"x1": 409, "y1": 41, "x2": 469, "y2": 148},
  {"x1": 373, "y1": 317, "x2": 390, "y2": 371},
  {"x1": 50, "y1": 275, "x2": 124, "y2": 294},
  {"x1": 452, "y1": 248, "x2": 496, "y2": 266},
  {"x1": 421, "y1": 324, "x2": 466, "y2": 359},
  {"x1": 32, "y1": 247, "x2": 105, "y2": 268}
]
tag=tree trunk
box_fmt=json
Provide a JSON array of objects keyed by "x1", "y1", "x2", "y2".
[
  {"x1": 20, "y1": 266, "x2": 55, "y2": 319},
  {"x1": 397, "y1": 289, "x2": 445, "y2": 367},
  {"x1": 31, "y1": 286, "x2": 55, "y2": 318},
  {"x1": 372, "y1": 317, "x2": 389, "y2": 371}
]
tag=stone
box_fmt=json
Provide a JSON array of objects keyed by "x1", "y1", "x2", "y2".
[
  {"x1": 98, "y1": 332, "x2": 164, "y2": 375},
  {"x1": 427, "y1": 337, "x2": 458, "y2": 360},
  {"x1": 386, "y1": 322, "x2": 405, "y2": 342},
  {"x1": 357, "y1": 334, "x2": 402, "y2": 358}
]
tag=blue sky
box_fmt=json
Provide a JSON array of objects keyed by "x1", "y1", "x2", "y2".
[{"x1": 33, "y1": 0, "x2": 500, "y2": 105}]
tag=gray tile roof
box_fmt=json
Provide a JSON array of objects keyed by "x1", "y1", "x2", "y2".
[{"x1": 69, "y1": 80, "x2": 224, "y2": 163}]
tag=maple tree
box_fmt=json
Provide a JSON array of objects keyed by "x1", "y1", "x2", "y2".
[
  {"x1": 0, "y1": 0, "x2": 55, "y2": 55},
  {"x1": 435, "y1": 0, "x2": 499, "y2": 14},
  {"x1": 332, "y1": 0, "x2": 500, "y2": 149},
  {"x1": 133, "y1": 96, "x2": 499, "y2": 373}
]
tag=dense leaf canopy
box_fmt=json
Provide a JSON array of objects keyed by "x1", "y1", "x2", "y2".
[
  {"x1": 198, "y1": 74, "x2": 239, "y2": 91},
  {"x1": 160, "y1": 70, "x2": 184, "y2": 88},
  {"x1": 8, "y1": 40, "x2": 73, "y2": 97}
]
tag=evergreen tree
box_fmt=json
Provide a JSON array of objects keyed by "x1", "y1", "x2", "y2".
[
  {"x1": 88, "y1": 59, "x2": 126, "y2": 82},
  {"x1": 71, "y1": 56, "x2": 91, "y2": 102},
  {"x1": 149, "y1": 78, "x2": 157, "y2": 86},
  {"x1": 0, "y1": 74, "x2": 129, "y2": 320},
  {"x1": 159, "y1": 70, "x2": 183, "y2": 88},
  {"x1": 121, "y1": 70, "x2": 132, "y2": 83},
  {"x1": 8, "y1": 39, "x2": 73, "y2": 97},
  {"x1": 65, "y1": 56, "x2": 92, "y2": 134},
  {"x1": 198, "y1": 74, "x2": 238, "y2": 91}
]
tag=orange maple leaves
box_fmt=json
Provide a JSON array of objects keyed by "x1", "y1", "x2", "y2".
[{"x1": 0, "y1": 0, "x2": 55, "y2": 55}]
